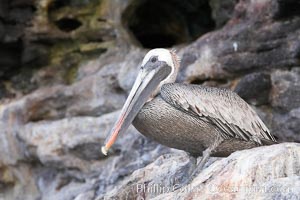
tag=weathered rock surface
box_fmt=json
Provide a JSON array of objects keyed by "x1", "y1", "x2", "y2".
[
  {"x1": 0, "y1": 0, "x2": 299, "y2": 199},
  {"x1": 102, "y1": 143, "x2": 300, "y2": 200},
  {"x1": 234, "y1": 72, "x2": 271, "y2": 106}
]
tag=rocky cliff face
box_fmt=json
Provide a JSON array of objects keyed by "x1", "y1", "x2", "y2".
[{"x1": 0, "y1": 0, "x2": 299, "y2": 199}]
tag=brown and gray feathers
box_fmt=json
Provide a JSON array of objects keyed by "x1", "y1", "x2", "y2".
[{"x1": 160, "y1": 83, "x2": 277, "y2": 144}]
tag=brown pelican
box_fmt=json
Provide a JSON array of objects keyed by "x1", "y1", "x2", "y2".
[{"x1": 101, "y1": 48, "x2": 277, "y2": 185}]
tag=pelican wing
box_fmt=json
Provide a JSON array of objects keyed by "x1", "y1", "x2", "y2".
[{"x1": 160, "y1": 83, "x2": 276, "y2": 143}]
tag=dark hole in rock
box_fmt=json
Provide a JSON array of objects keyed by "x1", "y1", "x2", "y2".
[
  {"x1": 190, "y1": 78, "x2": 208, "y2": 85},
  {"x1": 137, "y1": 34, "x2": 177, "y2": 50},
  {"x1": 49, "y1": 0, "x2": 93, "y2": 11},
  {"x1": 54, "y1": 18, "x2": 82, "y2": 32},
  {"x1": 48, "y1": 0, "x2": 71, "y2": 10},
  {"x1": 97, "y1": 17, "x2": 107, "y2": 22},
  {"x1": 274, "y1": 0, "x2": 300, "y2": 19},
  {"x1": 29, "y1": 5, "x2": 37, "y2": 12},
  {"x1": 0, "y1": 40, "x2": 22, "y2": 80},
  {"x1": 190, "y1": 78, "x2": 228, "y2": 87},
  {"x1": 122, "y1": 0, "x2": 216, "y2": 48}
]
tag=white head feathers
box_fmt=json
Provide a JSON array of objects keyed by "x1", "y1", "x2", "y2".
[
  {"x1": 141, "y1": 48, "x2": 180, "y2": 69},
  {"x1": 141, "y1": 48, "x2": 181, "y2": 97}
]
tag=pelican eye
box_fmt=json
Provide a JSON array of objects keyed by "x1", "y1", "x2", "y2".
[{"x1": 150, "y1": 56, "x2": 158, "y2": 63}]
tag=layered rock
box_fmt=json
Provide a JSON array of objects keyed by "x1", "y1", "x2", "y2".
[{"x1": 0, "y1": 0, "x2": 299, "y2": 199}]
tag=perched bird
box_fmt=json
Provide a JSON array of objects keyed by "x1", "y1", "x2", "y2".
[{"x1": 101, "y1": 48, "x2": 277, "y2": 185}]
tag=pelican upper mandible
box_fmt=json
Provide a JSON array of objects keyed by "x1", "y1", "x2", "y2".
[{"x1": 101, "y1": 48, "x2": 277, "y2": 185}]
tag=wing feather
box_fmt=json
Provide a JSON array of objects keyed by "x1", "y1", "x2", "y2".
[{"x1": 160, "y1": 83, "x2": 276, "y2": 143}]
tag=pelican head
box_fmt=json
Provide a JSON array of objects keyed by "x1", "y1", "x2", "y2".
[{"x1": 101, "y1": 48, "x2": 180, "y2": 155}]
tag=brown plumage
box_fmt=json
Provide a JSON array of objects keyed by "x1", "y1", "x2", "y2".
[
  {"x1": 134, "y1": 83, "x2": 276, "y2": 157},
  {"x1": 102, "y1": 48, "x2": 277, "y2": 186}
]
